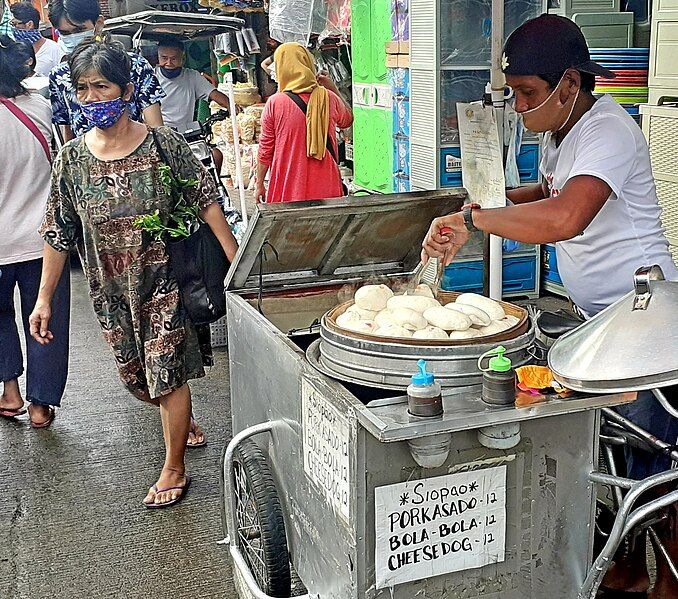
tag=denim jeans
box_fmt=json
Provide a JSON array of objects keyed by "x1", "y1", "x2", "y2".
[
  {"x1": 615, "y1": 389, "x2": 678, "y2": 480},
  {"x1": 0, "y1": 258, "x2": 70, "y2": 407}
]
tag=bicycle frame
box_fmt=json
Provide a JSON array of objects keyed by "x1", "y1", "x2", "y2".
[{"x1": 579, "y1": 402, "x2": 678, "y2": 598}]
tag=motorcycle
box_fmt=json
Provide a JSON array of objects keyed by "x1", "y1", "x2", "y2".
[
  {"x1": 183, "y1": 110, "x2": 245, "y2": 243},
  {"x1": 183, "y1": 109, "x2": 230, "y2": 199}
]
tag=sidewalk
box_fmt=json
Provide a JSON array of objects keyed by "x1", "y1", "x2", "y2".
[{"x1": 0, "y1": 269, "x2": 237, "y2": 598}]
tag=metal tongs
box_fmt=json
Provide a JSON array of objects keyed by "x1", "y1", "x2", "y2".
[{"x1": 406, "y1": 227, "x2": 453, "y2": 297}]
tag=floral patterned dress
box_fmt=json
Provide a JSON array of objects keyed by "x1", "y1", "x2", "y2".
[{"x1": 40, "y1": 126, "x2": 217, "y2": 401}]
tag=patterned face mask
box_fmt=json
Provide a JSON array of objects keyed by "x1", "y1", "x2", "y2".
[
  {"x1": 13, "y1": 27, "x2": 43, "y2": 44},
  {"x1": 80, "y1": 97, "x2": 128, "y2": 129}
]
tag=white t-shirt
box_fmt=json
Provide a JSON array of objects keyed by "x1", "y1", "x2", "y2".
[
  {"x1": 0, "y1": 92, "x2": 53, "y2": 265},
  {"x1": 35, "y1": 38, "x2": 63, "y2": 77},
  {"x1": 541, "y1": 94, "x2": 678, "y2": 317},
  {"x1": 23, "y1": 75, "x2": 50, "y2": 98},
  {"x1": 155, "y1": 67, "x2": 215, "y2": 133}
]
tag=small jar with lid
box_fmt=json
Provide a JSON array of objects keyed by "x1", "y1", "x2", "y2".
[
  {"x1": 478, "y1": 346, "x2": 516, "y2": 406},
  {"x1": 407, "y1": 359, "x2": 443, "y2": 417}
]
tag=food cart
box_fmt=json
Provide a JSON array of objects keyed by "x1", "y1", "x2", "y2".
[{"x1": 220, "y1": 191, "x2": 638, "y2": 599}]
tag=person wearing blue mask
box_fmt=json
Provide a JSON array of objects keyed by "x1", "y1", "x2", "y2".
[
  {"x1": 47, "y1": 0, "x2": 165, "y2": 142},
  {"x1": 10, "y1": 2, "x2": 62, "y2": 77},
  {"x1": 155, "y1": 39, "x2": 232, "y2": 134},
  {"x1": 155, "y1": 38, "x2": 233, "y2": 178},
  {"x1": 31, "y1": 40, "x2": 239, "y2": 508}
]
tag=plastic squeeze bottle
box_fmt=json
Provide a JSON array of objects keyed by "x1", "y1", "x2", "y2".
[
  {"x1": 407, "y1": 359, "x2": 443, "y2": 417},
  {"x1": 478, "y1": 346, "x2": 516, "y2": 406}
]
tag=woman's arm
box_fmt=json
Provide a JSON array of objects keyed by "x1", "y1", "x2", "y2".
[
  {"x1": 29, "y1": 244, "x2": 68, "y2": 345},
  {"x1": 318, "y1": 75, "x2": 353, "y2": 127},
  {"x1": 200, "y1": 203, "x2": 239, "y2": 262},
  {"x1": 255, "y1": 162, "x2": 269, "y2": 203},
  {"x1": 261, "y1": 55, "x2": 274, "y2": 76},
  {"x1": 142, "y1": 103, "x2": 164, "y2": 128},
  {"x1": 256, "y1": 99, "x2": 275, "y2": 202}
]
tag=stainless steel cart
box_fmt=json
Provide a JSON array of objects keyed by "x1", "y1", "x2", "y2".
[{"x1": 220, "y1": 192, "x2": 633, "y2": 599}]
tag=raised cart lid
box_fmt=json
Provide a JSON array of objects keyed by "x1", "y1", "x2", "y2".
[
  {"x1": 226, "y1": 190, "x2": 467, "y2": 291},
  {"x1": 104, "y1": 11, "x2": 244, "y2": 41}
]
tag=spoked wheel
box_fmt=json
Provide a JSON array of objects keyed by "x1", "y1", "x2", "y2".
[{"x1": 232, "y1": 439, "x2": 291, "y2": 597}]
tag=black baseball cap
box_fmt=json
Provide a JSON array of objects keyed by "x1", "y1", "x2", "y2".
[{"x1": 502, "y1": 14, "x2": 615, "y2": 80}]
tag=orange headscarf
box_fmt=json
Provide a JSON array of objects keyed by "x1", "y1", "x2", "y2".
[{"x1": 274, "y1": 42, "x2": 329, "y2": 161}]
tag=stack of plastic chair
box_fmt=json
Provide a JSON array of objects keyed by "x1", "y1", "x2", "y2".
[{"x1": 592, "y1": 47, "x2": 650, "y2": 125}]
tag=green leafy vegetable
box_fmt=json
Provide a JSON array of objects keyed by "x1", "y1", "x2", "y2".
[{"x1": 134, "y1": 164, "x2": 201, "y2": 241}]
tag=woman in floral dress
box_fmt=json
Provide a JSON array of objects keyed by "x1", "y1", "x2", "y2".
[{"x1": 30, "y1": 40, "x2": 239, "y2": 508}]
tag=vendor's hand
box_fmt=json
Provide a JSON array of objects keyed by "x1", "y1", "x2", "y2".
[
  {"x1": 29, "y1": 302, "x2": 53, "y2": 345},
  {"x1": 421, "y1": 212, "x2": 470, "y2": 266},
  {"x1": 255, "y1": 182, "x2": 266, "y2": 204}
]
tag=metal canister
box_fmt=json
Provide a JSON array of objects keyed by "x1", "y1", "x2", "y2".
[
  {"x1": 478, "y1": 346, "x2": 516, "y2": 406},
  {"x1": 407, "y1": 359, "x2": 443, "y2": 417}
]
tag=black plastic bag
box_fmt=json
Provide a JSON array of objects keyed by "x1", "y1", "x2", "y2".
[
  {"x1": 166, "y1": 222, "x2": 229, "y2": 325},
  {"x1": 150, "y1": 128, "x2": 230, "y2": 325}
]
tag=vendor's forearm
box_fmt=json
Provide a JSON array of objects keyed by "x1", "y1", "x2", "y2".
[
  {"x1": 506, "y1": 183, "x2": 547, "y2": 205},
  {"x1": 37, "y1": 244, "x2": 68, "y2": 304},
  {"x1": 200, "y1": 202, "x2": 239, "y2": 262},
  {"x1": 473, "y1": 199, "x2": 584, "y2": 245},
  {"x1": 209, "y1": 90, "x2": 231, "y2": 112}
]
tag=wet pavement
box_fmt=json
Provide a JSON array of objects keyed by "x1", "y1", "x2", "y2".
[{"x1": 0, "y1": 268, "x2": 237, "y2": 598}]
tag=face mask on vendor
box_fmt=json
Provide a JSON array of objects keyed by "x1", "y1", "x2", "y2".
[
  {"x1": 159, "y1": 66, "x2": 182, "y2": 79},
  {"x1": 519, "y1": 71, "x2": 580, "y2": 133}
]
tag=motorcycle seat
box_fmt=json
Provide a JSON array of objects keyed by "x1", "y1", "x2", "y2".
[{"x1": 537, "y1": 309, "x2": 585, "y2": 339}]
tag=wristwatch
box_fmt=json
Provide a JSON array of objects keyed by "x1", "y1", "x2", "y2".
[{"x1": 462, "y1": 203, "x2": 481, "y2": 232}]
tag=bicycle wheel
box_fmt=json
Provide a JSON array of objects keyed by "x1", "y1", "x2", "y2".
[{"x1": 232, "y1": 439, "x2": 291, "y2": 597}]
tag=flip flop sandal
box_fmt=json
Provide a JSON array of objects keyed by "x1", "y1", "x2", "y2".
[
  {"x1": 186, "y1": 417, "x2": 207, "y2": 448},
  {"x1": 144, "y1": 476, "x2": 192, "y2": 510},
  {"x1": 29, "y1": 406, "x2": 55, "y2": 429},
  {"x1": 0, "y1": 406, "x2": 27, "y2": 419}
]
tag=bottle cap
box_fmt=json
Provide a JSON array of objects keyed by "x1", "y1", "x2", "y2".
[
  {"x1": 411, "y1": 359, "x2": 435, "y2": 386},
  {"x1": 488, "y1": 346, "x2": 512, "y2": 372}
]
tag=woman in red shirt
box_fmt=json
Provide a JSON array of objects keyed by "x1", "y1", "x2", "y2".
[{"x1": 255, "y1": 42, "x2": 353, "y2": 203}]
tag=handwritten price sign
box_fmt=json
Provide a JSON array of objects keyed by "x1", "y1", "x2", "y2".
[
  {"x1": 374, "y1": 466, "x2": 506, "y2": 589},
  {"x1": 302, "y1": 379, "x2": 350, "y2": 524}
]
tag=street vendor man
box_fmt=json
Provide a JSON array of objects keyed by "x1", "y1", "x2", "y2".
[
  {"x1": 155, "y1": 39, "x2": 233, "y2": 174},
  {"x1": 421, "y1": 15, "x2": 678, "y2": 599}
]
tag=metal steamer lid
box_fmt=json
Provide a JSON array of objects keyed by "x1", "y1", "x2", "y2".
[
  {"x1": 548, "y1": 266, "x2": 678, "y2": 393},
  {"x1": 225, "y1": 190, "x2": 467, "y2": 291}
]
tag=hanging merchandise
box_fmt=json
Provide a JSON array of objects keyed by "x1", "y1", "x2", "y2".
[
  {"x1": 197, "y1": 0, "x2": 264, "y2": 12},
  {"x1": 268, "y1": 0, "x2": 350, "y2": 44},
  {"x1": 503, "y1": 100, "x2": 521, "y2": 190},
  {"x1": 242, "y1": 28, "x2": 261, "y2": 53}
]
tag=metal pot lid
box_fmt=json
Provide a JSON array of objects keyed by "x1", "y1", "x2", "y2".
[
  {"x1": 226, "y1": 190, "x2": 467, "y2": 292},
  {"x1": 549, "y1": 266, "x2": 678, "y2": 393}
]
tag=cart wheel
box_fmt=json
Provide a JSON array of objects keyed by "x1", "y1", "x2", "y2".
[{"x1": 232, "y1": 439, "x2": 291, "y2": 597}]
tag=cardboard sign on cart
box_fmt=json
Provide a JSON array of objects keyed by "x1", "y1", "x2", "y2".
[{"x1": 374, "y1": 466, "x2": 507, "y2": 589}]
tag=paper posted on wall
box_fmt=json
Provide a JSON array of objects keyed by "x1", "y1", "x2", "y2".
[{"x1": 456, "y1": 103, "x2": 507, "y2": 209}]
